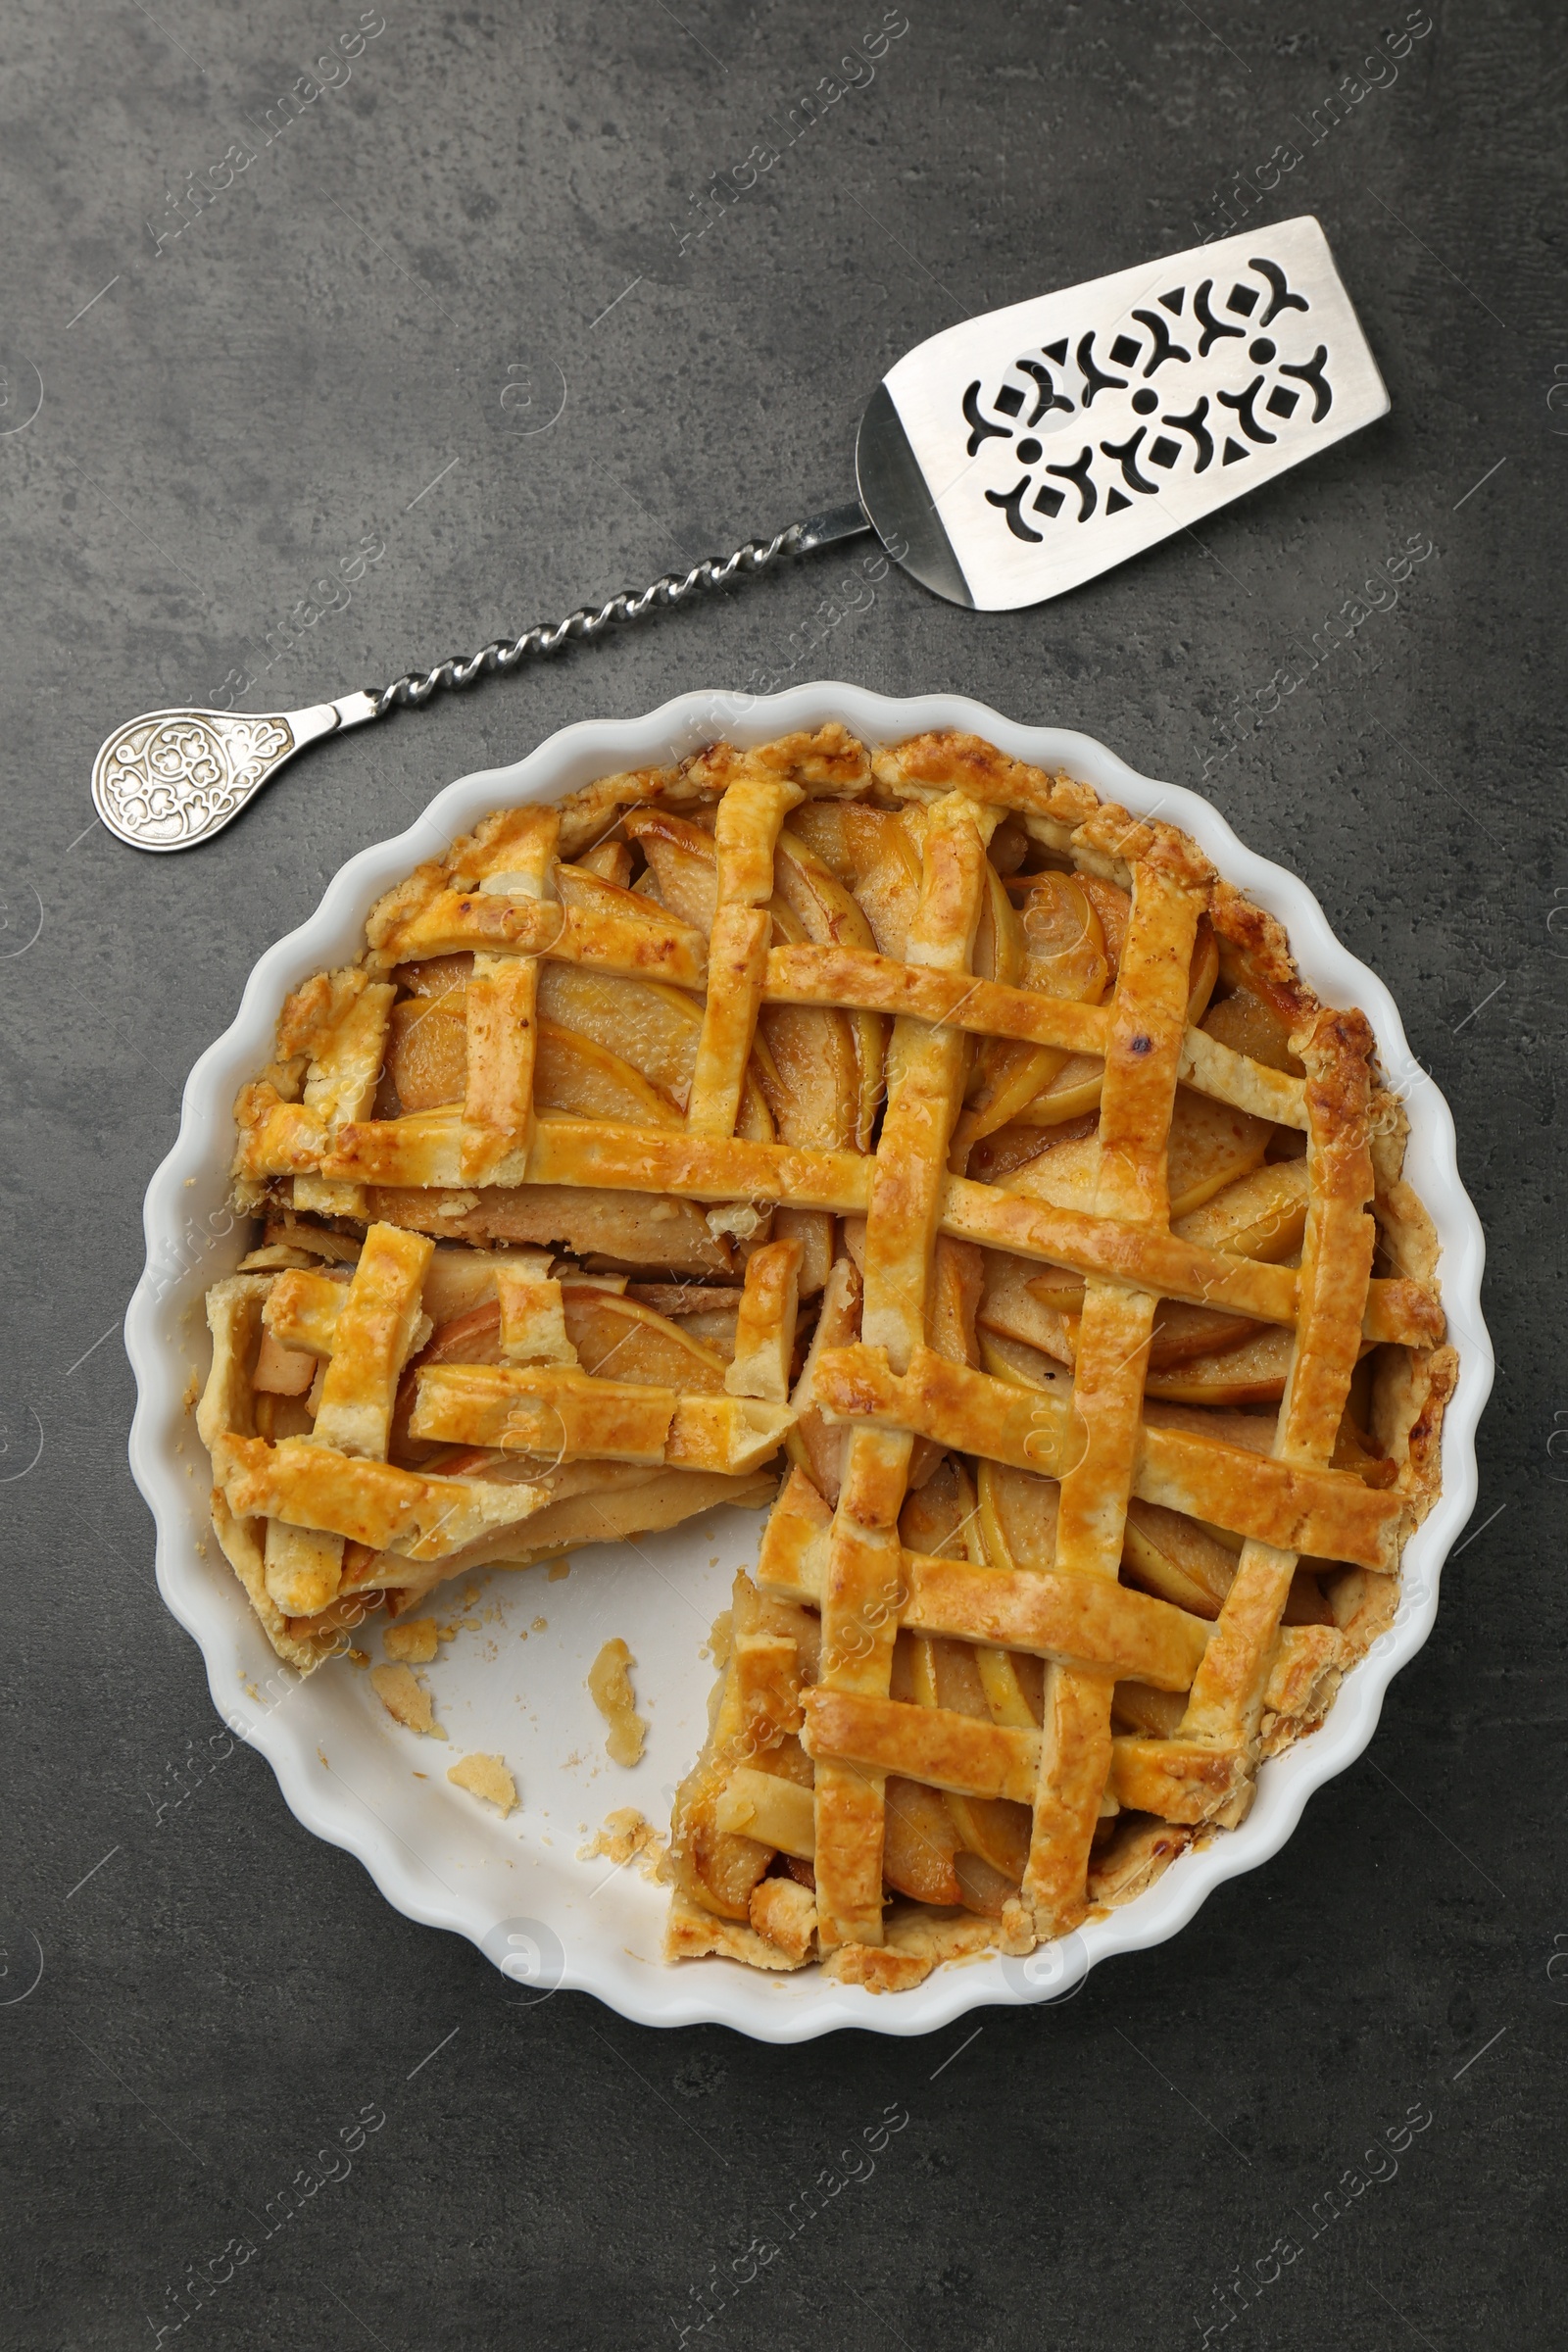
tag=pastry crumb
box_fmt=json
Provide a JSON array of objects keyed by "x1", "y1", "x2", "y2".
[
  {"x1": 383, "y1": 1618, "x2": 439, "y2": 1664},
  {"x1": 370, "y1": 1663, "x2": 436, "y2": 1735},
  {"x1": 447, "y1": 1752, "x2": 518, "y2": 1817},
  {"x1": 531, "y1": 1616, "x2": 548, "y2": 1633},
  {"x1": 586, "y1": 1639, "x2": 647, "y2": 1767},
  {"x1": 578, "y1": 1807, "x2": 667, "y2": 1876},
  {"x1": 347, "y1": 1648, "x2": 370, "y2": 1668},
  {"x1": 547, "y1": 1558, "x2": 572, "y2": 1582}
]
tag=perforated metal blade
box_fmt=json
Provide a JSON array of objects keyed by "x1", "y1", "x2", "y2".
[{"x1": 856, "y1": 214, "x2": 1389, "y2": 612}]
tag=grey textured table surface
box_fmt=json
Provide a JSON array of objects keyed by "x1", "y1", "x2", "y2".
[{"x1": 2, "y1": 3, "x2": 1561, "y2": 2346}]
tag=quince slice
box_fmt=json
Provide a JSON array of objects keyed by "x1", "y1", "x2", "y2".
[
  {"x1": 385, "y1": 989, "x2": 467, "y2": 1112},
  {"x1": 1003, "y1": 1085, "x2": 1271, "y2": 1217},
  {"x1": 1145, "y1": 1323, "x2": 1295, "y2": 1404},
  {"x1": 534, "y1": 1018, "x2": 683, "y2": 1126},
  {"x1": 561, "y1": 1285, "x2": 729, "y2": 1393},
  {"x1": 536, "y1": 964, "x2": 700, "y2": 1101},
  {"x1": 1201, "y1": 983, "x2": 1304, "y2": 1074},
  {"x1": 620, "y1": 809, "x2": 718, "y2": 934},
  {"x1": 774, "y1": 829, "x2": 886, "y2": 1151}
]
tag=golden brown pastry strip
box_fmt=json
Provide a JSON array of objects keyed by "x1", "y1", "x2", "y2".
[
  {"x1": 212, "y1": 1432, "x2": 548, "y2": 1559},
  {"x1": 687, "y1": 771, "x2": 804, "y2": 1134},
  {"x1": 1026, "y1": 863, "x2": 1199, "y2": 1936},
  {"x1": 409, "y1": 1361, "x2": 791, "y2": 1474},
  {"x1": 322, "y1": 1109, "x2": 526, "y2": 1190},
  {"x1": 520, "y1": 1123, "x2": 1435, "y2": 1342},
  {"x1": 944, "y1": 1178, "x2": 1435, "y2": 1347},
  {"x1": 413, "y1": 1360, "x2": 674, "y2": 1461},
  {"x1": 1107, "y1": 1736, "x2": 1251, "y2": 1821},
  {"x1": 763, "y1": 944, "x2": 1307, "y2": 1127},
  {"x1": 755, "y1": 1479, "x2": 1208, "y2": 1689},
  {"x1": 309, "y1": 1225, "x2": 433, "y2": 1461},
  {"x1": 1178, "y1": 1009, "x2": 1379, "y2": 1776},
  {"x1": 264, "y1": 1267, "x2": 349, "y2": 1357},
  {"x1": 370, "y1": 888, "x2": 708, "y2": 987},
  {"x1": 809, "y1": 1343, "x2": 1398, "y2": 1570},
  {"x1": 294, "y1": 1112, "x2": 1438, "y2": 1349},
  {"x1": 232, "y1": 969, "x2": 394, "y2": 1220},
  {"x1": 805, "y1": 1689, "x2": 1040, "y2": 1806},
  {"x1": 524, "y1": 1117, "x2": 866, "y2": 1208},
  {"x1": 456, "y1": 810, "x2": 557, "y2": 1176},
  {"x1": 496, "y1": 1263, "x2": 577, "y2": 1365},
  {"x1": 726, "y1": 1237, "x2": 803, "y2": 1403},
  {"x1": 252, "y1": 1224, "x2": 434, "y2": 1613},
  {"x1": 461, "y1": 955, "x2": 540, "y2": 1183},
  {"x1": 816, "y1": 796, "x2": 996, "y2": 1949},
  {"x1": 764, "y1": 943, "x2": 1109, "y2": 1054}
]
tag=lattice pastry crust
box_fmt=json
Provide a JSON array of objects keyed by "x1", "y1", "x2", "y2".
[{"x1": 197, "y1": 725, "x2": 1454, "y2": 1988}]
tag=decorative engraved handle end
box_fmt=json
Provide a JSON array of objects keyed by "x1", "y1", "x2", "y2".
[{"x1": 90, "y1": 701, "x2": 364, "y2": 852}]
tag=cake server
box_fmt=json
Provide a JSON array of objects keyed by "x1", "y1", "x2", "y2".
[{"x1": 92, "y1": 215, "x2": 1387, "y2": 851}]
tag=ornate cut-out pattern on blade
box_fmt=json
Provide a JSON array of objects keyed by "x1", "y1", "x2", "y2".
[{"x1": 867, "y1": 217, "x2": 1390, "y2": 612}]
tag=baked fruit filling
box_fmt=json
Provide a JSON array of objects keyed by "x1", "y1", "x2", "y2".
[{"x1": 196, "y1": 725, "x2": 1454, "y2": 1989}]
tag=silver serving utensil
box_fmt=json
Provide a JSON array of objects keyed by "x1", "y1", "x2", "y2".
[{"x1": 94, "y1": 216, "x2": 1385, "y2": 852}]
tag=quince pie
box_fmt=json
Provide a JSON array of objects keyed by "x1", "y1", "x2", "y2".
[{"x1": 197, "y1": 725, "x2": 1454, "y2": 1990}]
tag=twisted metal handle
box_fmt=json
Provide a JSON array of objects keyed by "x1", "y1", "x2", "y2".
[
  {"x1": 366, "y1": 502, "x2": 872, "y2": 718},
  {"x1": 90, "y1": 502, "x2": 875, "y2": 852}
]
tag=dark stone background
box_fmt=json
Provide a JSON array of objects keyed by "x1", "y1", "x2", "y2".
[{"x1": 2, "y1": 3, "x2": 1561, "y2": 2346}]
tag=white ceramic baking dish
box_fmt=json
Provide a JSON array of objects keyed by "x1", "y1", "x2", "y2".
[{"x1": 124, "y1": 684, "x2": 1491, "y2": 2040}]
